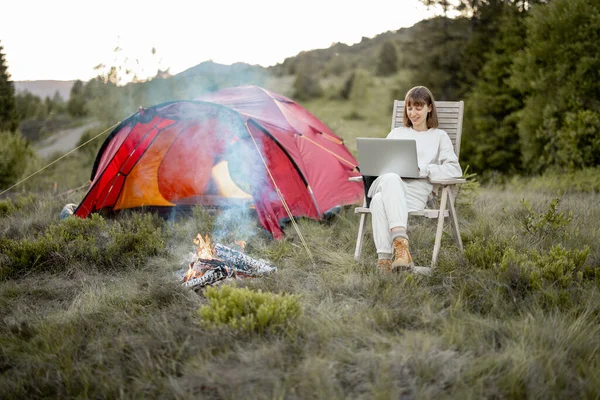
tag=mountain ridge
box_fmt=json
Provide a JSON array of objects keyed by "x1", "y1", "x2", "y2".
[
  {"x1": 12, "y1": 17, "x2": 446, "y2": 101},
  {"x1": 14, "y1": 80, "x2": 77, "y2": 101}
]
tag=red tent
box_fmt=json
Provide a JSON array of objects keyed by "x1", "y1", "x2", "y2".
[{"x1": 75, "y1": 85, "x2": 363, "y2": 238}]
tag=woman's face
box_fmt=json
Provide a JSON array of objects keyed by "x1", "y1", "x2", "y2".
[{"x1": 406, "y1": 101, "x2": 432, "y2": 130}]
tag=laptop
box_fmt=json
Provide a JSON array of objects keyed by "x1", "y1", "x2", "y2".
[{"x1": 356, "y1": 138, "x2": 420, "y2": 178}]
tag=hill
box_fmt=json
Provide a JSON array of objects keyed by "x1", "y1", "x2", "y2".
[
  {"x1": 10, "y1": 16, "x2": 456, "y2": 105},
  {"x1": 268, "y1": 17, "x2": 460, "y2": 77},
  {"x1": 13, "y1": 79, "x2": 76, "y2": 101}
]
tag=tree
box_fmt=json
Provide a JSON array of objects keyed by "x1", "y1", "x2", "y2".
[
  {"x1": 293, "y1": 59, "x2": 323, "y2": 101},
  {"x1": 376, "y1": 41, "x2": 399, "y2": 76},
  {"x1": 348, "y1": 69, "x2": 371, "y2": 117},
  {"x1": 510, "y1": 0, "x2": 600, "y2": 172},
  {"x1": 405, "y1": 17, "x2": 470, "y2": 100},
  {"x1": 415, "y1": 0, "x2": 547, "y2": 100},
  {"x1": 419, "y1": 0, "x2": 545, "y2": 18},
  {"x1": 0, "y1": 42, "x2": 18, "y2": 132},
  {"x1": 0, "y1": 131, "x2": 33, "y2": 189},
  {"x1": 67, "y1": 80, "x2": 88, "y2": 117},
  {"x1": 15, "y1": 91, "x2": 44, "y2": 120},
  {"x1": 45, "y1": 91, "x2": 66, "y2": 116},
  {"x1": 461, "y1": 4, "x2": 529, "y2": 177}
]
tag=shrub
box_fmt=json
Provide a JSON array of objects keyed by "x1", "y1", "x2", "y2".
[
  {"x1": 464, "y1": 235, "x2": 509, "y2": 270},
  {"x1": 499, "y1": 244, "x2": 589, "y2": 294},
  {"x1": 105, "y1": 213, "x2": 166, "y2": 267},
  {"x1": 456, "y1": 166, "x2": 480, "y2": 209},
  {"x1": 0, "y1": 194, "x2": 38, "y2": 218},
  {"x1": 528, "y1": 245, "x2": 589, "y2": 289},
  {"x1": 0, "y1": 131, "x2": 34, "y2": 189},
  {"x1": 199, "y1": 285, "x2": 301, "y2": 334},
  {"x1": 519, "y1": 197, "x2": 573, "y2": 237},
  {"x1": 0, "y1": 213, "x2": 166, "y2": 279},
  {"x1": 293, "y1": 70, "x2": 323, "y2": 101}
]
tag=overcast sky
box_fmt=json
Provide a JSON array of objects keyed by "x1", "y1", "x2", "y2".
[{"x1": 2, "y1": 0, "x2": 440, "y2": 81}]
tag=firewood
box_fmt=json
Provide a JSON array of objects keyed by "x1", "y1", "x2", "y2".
[
  {"x1": 182, "y1": 265, "x2": 234, "y2": 289},
  {"x1": 214, "y1": 243, "x2": 277, "y2": 276}
]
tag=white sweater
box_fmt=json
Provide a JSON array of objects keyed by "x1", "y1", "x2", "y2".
[{"x1": 386, "y1": 127, "x2": 462, "y2": 180}]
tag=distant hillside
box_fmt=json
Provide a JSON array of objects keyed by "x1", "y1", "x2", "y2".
[
  {"x1": 175, "y1": 60, "x2": 266, "y2": 80},
  {"x1": 10, "y1": 17, "x2": 455, "y2": 105},
  {"x1": 14, "y1": 80, "x2": 76, "y2": 101},
  {"x1": 268, "y1": 17, "x2": 460, "y2": 78}
]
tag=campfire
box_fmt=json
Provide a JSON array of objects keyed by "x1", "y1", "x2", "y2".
[{"x1": 181, "y1": 233, "x2": 276, "y2": 290}]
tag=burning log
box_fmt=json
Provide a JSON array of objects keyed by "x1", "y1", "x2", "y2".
[
  {"x1": 214, "y1": 243, "x2": 277, "y2": 276},
  {"x1": 182, "y1": 264, "x2": 234, "y2": 289},
  {"x1": 181, "y1": 238, "x2": 276, "y2": 291}
]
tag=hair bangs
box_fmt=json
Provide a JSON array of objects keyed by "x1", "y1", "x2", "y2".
[
  {"x1": 405, "y1": 95, "x2": 427, "y2": 108},
  {"x1": 402, "y1": 86, "x2": 439, "y2": 129}
]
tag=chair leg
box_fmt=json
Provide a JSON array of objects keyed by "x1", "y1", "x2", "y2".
[
  {"x1": 431, "y1": 186, "x2": 449, "y2": 268},
  {"x1": 354, "y1": 213, "x2": 367, "y2": 261},
  {"x1": 447, "y1": 185, "x2": 463, "y2": 251}
]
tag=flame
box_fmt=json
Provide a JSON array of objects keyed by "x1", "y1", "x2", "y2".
[
  {"x1": 183, "y1": 234, "x2": 247, "y2": 283},
  {"x1": 183, "y1": 263, "x2": 197, "y2": 282},
  {"x1": 193, "y1": 233, "x2": 214, "y2": 259},
  {"x1": 184, "y1": 233, "x2": 218, "y2": 282}
]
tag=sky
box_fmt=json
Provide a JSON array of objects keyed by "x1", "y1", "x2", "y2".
[{"x1": 2, "y1": 0, "x2": 440, "y2": 82}]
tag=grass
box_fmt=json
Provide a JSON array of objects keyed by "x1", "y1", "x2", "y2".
[{"x1": 1, "y1": 77, "x2": 600, "y2": 398}]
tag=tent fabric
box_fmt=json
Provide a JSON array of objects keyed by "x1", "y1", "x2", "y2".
[{"x1": 75, "y1": 85, "x2": 363, "y2": 238}]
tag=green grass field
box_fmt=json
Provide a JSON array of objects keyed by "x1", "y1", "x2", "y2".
[{"x1": 1, "y1": 77, "x2": 599, "y2": 399}]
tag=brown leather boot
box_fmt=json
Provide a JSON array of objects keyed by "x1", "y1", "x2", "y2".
[
  {"x1": 377, "y1": 259, "x2": 392, "y2": 274},
  {"x1": 391, "y1": 237, "x2": 414, "y2": 271}
]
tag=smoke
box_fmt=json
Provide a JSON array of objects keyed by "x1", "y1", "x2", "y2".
[{"x1": 211, "y1": 116, "x2": 270, "y2": 243}]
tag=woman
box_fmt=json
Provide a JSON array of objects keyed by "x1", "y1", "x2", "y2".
[{"x1": 369, "y1": 86, "x2": 462, "y2": 273}]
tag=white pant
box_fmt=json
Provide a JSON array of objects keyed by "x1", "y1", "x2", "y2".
[{"x1": 368, "y1": 173, "x2": 433, "y2": 254}]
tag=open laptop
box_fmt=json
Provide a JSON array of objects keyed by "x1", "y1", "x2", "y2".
[{"x1": 356, "y1": 138, "x2": 420, "y2": 178}]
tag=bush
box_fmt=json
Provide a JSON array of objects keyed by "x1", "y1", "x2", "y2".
[
  {"x1": 519, "y1": 197, "x2": 573, "y2": 237},
  {"x1": 199, "y1": 285, "x2": 301, "y2": 334},
  {"x1": 0, "y1": 131, "x2": 34, "y2": 189},
  {"x1": 499, "y1": 244, "x2": 590, "y2": 305},
  {"x1": 0, "y1": 194, "x2": 37, "y2": 218},
  {"x1": 293, "y1": 71, "x2": 323, "y2": 101},
  {"x1": 0, "y1": 213, "x2": 166, "y2": 279},
  {"x1": 464, "y1": 235, "x2": 509, "y2": 270}
]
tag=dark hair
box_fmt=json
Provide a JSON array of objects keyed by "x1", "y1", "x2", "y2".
[{"x1": 403, "y1": 86, "x2": 439, "y2": 129}]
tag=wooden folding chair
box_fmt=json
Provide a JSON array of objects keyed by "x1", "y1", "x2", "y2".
[{"x1": 350, "y1": 100, "x2": 466, "y2": 267}]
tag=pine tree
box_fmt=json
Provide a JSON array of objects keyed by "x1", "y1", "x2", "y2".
[{"x1": 0, "y1": 42, "x2": 19, "y2": 132}]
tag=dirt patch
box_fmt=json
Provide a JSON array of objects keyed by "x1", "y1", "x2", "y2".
[{"x1": 35, "y1": 121, "x2": 101, "y2": 159}]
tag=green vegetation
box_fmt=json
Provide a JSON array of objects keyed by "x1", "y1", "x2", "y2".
[
  {"x1": 1, "y1": 173, "x2": 599, "y2": 397},
  {"x1": 5, "y1": 0, "x2": 600, "y2": 189},
  {"x1": 0, "y1": 131, "x2": 34, "y2": 189},
  {"x1": 1, "y1": 0, "x2": 600, "y2": 396},
  {"x1": 1, "y1": 72, "x2": 599, "y2": 396},
  {"x1": 0, "y1": 42, "x2": 18, "y2": 132},
  {"x1": 199, "y1": 286, "x2": 301, "y2": 334}
]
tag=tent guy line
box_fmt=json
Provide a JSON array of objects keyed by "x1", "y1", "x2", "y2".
[
  {"x1": 244, "y1": 120, "x2": 315, "y2": 265},
  {"x1": 0, "y1": 122, "x2": 120, "y2": 198}
]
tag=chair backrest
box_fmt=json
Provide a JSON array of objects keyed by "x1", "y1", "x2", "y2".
[{"x1": 391, "y1": 100, "x2": 464, "y2": 157}]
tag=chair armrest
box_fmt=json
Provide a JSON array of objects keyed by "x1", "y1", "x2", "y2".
[
  {"x1": 350, "y1": 176, "x2": 465, "y2": 185},
  {"x1": 428, "y1": 178, "x2": 467, "y2": 185}
]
